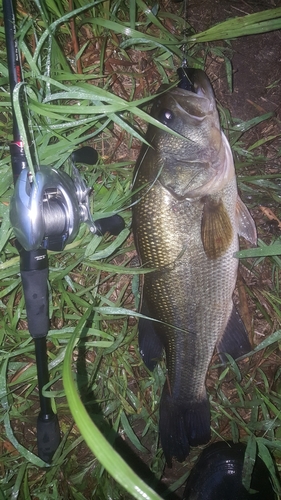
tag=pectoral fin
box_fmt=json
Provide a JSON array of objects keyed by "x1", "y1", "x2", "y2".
[
  {"x1": 236, "y1": 196, "x2": 257, "y2": 245},
  {"x1": 201, "y1": 197, "x2": 233, "y2": 259},
  {"x1": 216, "y1": 305, "x2": 252, "y2": 362}
]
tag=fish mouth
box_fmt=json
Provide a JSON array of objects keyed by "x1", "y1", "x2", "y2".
[
  {"x1": 156, "y1": 69, "x2": 217, "y2": 121},
  {"x1": 172, "y1": 69, "x2": 217, "y2": 117},
  {"x1": 177, "y1": 68, "x2": 215, "y2": 101}
]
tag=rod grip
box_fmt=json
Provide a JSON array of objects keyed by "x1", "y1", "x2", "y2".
[
  {"x1": 37, "y1": 413, "x2": 60, "y2": 463},
  {"x1": 21, "y1": 268, "x2": 49, "y2": 338}
]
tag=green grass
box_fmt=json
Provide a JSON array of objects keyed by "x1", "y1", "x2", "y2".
[{"x1": 0, "y1": 1, "x2": 281, "y2": 499}]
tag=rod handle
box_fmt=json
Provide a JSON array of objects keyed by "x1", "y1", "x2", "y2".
[{"x1": 37, "y1": 413, "x2": 60, "y2": 463}]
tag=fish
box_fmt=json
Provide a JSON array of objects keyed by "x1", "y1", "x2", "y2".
[{"x1": 132, "y1": 69, "x2": 257, "y2": 466}]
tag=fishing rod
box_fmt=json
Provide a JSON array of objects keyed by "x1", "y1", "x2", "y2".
[
  {"x1": 3, "y1": 0, "x2": 60, "y2": 464},
  {"x1": 3, "y1": 0, "x2": 124, "y2": 463}
]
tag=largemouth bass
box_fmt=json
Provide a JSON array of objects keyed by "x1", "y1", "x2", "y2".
[{"x1": 132, "y1": 69, "x2": 257, "y2": 465}]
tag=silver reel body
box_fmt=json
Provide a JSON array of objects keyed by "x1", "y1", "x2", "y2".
[{"x1": 10, "y1": 165, "x2": 97, "y2": 252}]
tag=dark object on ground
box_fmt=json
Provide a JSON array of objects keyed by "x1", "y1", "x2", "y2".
[{"x1": 183, "y1": 441, "x2": 277, "y2": 500}]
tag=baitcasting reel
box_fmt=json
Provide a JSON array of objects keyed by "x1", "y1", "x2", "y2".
[{"x1": 10, "y1": 146, "x2": 125, "y2": 252}]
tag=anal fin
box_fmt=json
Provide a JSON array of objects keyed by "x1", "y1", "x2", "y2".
[
  {"x1": 138, "y1": 301, "x2": 163, "y2": 371},
  {"x1": 217, "y1": 305, "x2": 252, "y2": 362}
]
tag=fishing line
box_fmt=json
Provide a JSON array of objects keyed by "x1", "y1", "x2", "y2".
[
  {"x1": 177, "y1": 0, "x2": 195, "y2": 92},
  {"x1": 182, "y1": 0, "x2": 188, "y2": 66}
]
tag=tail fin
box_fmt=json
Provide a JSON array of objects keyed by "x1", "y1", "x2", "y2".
[{"x1": 159, "y1": 385, "x2": 211, "y2": 466}]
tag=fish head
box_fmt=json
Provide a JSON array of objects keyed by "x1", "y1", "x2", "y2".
[
  {"x1": 152, "y1": 69, "x2": 221, "y2": 157},
  {"x1": 149, "y1": 69, "x2": 234, "y2": 199}
]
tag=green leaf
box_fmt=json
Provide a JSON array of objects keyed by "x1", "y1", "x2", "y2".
[
  {"x1": 63, "y1": 310, "x2": 162, "y2": 500},
  {"x1": 188, "y1": 8, "x2": 281, "y2": 42},
  {"x1": 235, "y1": 239, "x2": 281, "y2": 259},
  {"x1": 242, "y1": 434, "x2": 257, "y2": 492}
]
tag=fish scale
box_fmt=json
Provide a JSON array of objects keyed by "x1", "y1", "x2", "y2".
[
  {"x1": 135, "y1": 177, "x2": 237, "y2": 397},
  {"x1": 132, "y1": 69, "x2": 256, "y2": 465}
]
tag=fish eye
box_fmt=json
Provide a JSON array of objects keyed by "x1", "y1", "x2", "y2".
[{"x1": 158, "y1": 108, "x2": 174, "y2": 126}]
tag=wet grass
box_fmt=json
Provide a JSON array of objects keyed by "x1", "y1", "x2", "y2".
[{"x1": 0, "y1": 1, "x2": 281, "y2": 499}]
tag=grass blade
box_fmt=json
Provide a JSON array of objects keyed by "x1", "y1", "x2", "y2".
[{"x1": 63, "y1": 310, "x2": 162, "y2": 500}]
